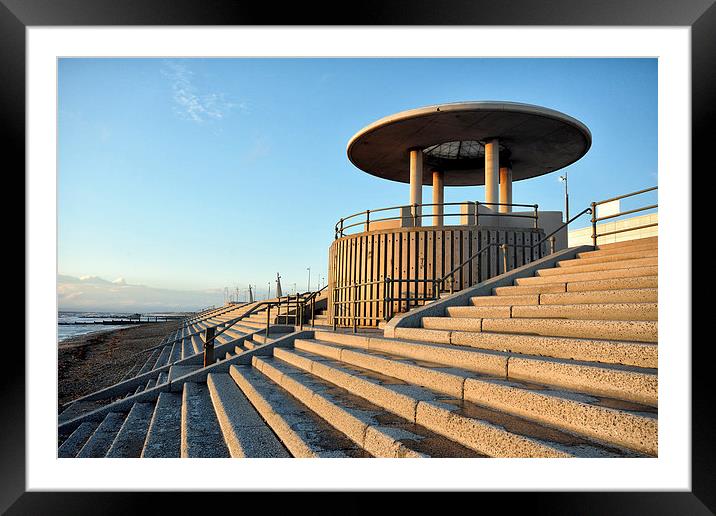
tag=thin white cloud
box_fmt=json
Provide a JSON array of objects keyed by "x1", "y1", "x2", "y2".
[
  {"x1": 162, "y1": 61, "x2": 242, "y2": 123},
  {"x1": 58, "y1": 274, "x2": 223, "y2": 312}
]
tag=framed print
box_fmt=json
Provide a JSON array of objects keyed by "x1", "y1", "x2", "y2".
[{"x1": 6, "y1": 0, "x2": 709, "y2": 512}]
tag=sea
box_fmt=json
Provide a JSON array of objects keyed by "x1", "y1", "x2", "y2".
[{"x1": 57, "y1": 311, "x2": 183, "y2": 342}]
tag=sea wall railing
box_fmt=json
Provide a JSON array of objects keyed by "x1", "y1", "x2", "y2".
[
  {"x1": 200, "y1": 286, "x2": 326, "y2": 365},
  {"x1": 591, "y1": 186, "x2": 658, "y2": 245},
  {"x1": 334, "y1": 201, "x2": 539, "y2": 239}
]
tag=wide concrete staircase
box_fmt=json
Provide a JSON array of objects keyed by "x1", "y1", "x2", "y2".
[{"x1": 58, "y1": 237, "x2": 657, "y2": 458}]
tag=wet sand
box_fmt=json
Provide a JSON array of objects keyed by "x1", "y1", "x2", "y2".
[{"x1": 58, "y1": 320, "x2": 180, "y2": 409}]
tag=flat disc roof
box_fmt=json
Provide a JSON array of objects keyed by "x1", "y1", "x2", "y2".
[{"x1": 346, "y1": 101, "x2": 591, "y2": 186}]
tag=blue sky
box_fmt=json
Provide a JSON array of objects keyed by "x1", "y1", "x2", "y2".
[{"x1": 58, "y1": 58, "x2": 657, "y2": 310}]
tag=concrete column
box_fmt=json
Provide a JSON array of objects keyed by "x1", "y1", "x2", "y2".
[
  {"x1": 432, "y1": 170, "x2": 444, "y2": 226},
  {"x1": 499, "y1": 166, "x2": 513, "y2": 213},
  {"x1": 409, "y1": 148, "x2": 423, "y2": 227},
  {"x1": 484, "y1": 139, "x2": 499, "y2": 210}
]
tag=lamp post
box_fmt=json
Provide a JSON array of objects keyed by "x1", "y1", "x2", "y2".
[
  {"x1": 307, "y1": 267, "x2": 311, "y2": 292},
  {"x1": 559, "y1": 172, "x2": 569, "y2": 224}
]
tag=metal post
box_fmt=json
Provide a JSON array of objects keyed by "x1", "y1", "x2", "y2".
[
  {"x1": 366, "y1": 209, "x2": 370, "y2": 232},
  {"x1": 353, "y1": 284, "x2": 358, "y2": 334},
  {"x1": 533, "y1": 204, "x2": 539, "y2": 229},
  {"x1": 549, "y1": 236, "x2": 556, "y2": 254},
  {"x1": 299, "y1": 300, "x2": 304, "y2": 330},
  {"x1": 591, "y1": 202, "x2": 598, "y2": 247},
  {"x1": 204, "y1": 327, "x2": 215, "y2": 367},
  {"x1": 332, "y1": 287, "x2": 337, "y2": 331},
  {"x1": 390, "y1": 277, "x2": 395, "y2": 321},
  {"x1": 266, "y1": 305, "x2": 271, "y2": 338},
  {"x1": 501, "y1": 244, "x2": 508, "y2": 274},
  {"x1": 474, "y1": 201, "x2": 479, "y2": 226},
  {"x1": 311, "y1": 296, "x2": 315, "y2": 327}
]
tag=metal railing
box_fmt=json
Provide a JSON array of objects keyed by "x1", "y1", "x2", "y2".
[
  {"x1": 201, "y1": 286, "x2": 326, "y2": 366},
  {"x1": 331, "y1": 206, "x2": 592, "y2": 331},
  {"x1": 591, "y1": 186, "x2": 658, "y2": 246},
  {"x1": 334, "y1": 200, "x2": 539, "y2": 239}
]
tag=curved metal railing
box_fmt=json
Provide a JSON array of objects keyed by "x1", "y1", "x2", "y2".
[{"x1": 334, "y1": 200, "x2": 539, "y2": 239}]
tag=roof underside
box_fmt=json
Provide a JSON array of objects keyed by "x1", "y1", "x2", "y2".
[{"x1": 346, "y1": 102, "x2": 592, "y2": 186}]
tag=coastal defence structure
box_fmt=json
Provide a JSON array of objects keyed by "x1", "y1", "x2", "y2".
[
  {"x1": 57, "y1": 101, "x2": 658, "y2": 460},
  {"x1": 329, "y1": 102, "x2": 591, "y2": 328}
]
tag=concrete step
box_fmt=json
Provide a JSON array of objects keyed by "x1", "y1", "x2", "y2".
[
  {"x1": 239, "y1": 320, "x2": 271, "y2": 330},
  {"x1": 515, "y1": 266, "x2": 658, "y2": 286},
  {"x1": 314, "y1": 331, "x2": 657, "y2": 403},
  {"x1": 168, "y1": 364, "x2": 201, "y2": 382},
  {"x1": 244, "y1": 340, "x2": 258, "y2": 350},
  {"x1": 577, "y1": 243, "x2": 658, "y2": 260},
  {"x1": 482, "y1": 317, "x2": 657, "y2": 343},
  {"x1": 76, "y1": 412, "x2": 126, "y2": 458},
  {"x1": 494, "y1": 283, "x2": 568, "y2": 295},
  {"x1": 58, "y1": 421, "x2": 100, "y2": 458},
  {"x1": 142, "y1": 392, "x2": 182, "y2": 458},
  {"x1": 596, "y1": 236, "x2": 657, "y2": 250},
  {"x1": 254, "y1": 355, "x2": 483, "y2": 458},
  {"x1": 232, "y1": 323, "x2": 262, "y2": 334},
  {"x1": 138, "y1": 348, "x2": 161, "y2": 375},
  {"x1": 487, "y1": 288, "x2": 657, "y2": 305},
  {"x1": 559, "y1": 248, "x2": 657, "y2": 267},
  {"x1": 206, "y1": 373, "x2": 290, "y2": 458},
  {"x1": 145, "y1": 378, "x2": 156, "y2": 390},
  {"x1": 153, "y1": 346, "x2": 172, "y2": 370},
  {"x1": 423, "y1": 316, "x2": 657, "y2": 343},
  {"x1": 448, "y1": 303, "x2": 658, "y2": 321},
  {"x1": 230, "y1": 364, "x2": 362, "y2": 457},
  {"x1": 295, "y1": 339, "x2": 655, "y2": 455},
  {"x1": 538, "y1": 256, "x2": 658, "y2": 276},
  {"x1": 181, "y1": 337, "x2": 193, "y2": 360},
  {"x1": 234, "y1": 343, "x2": 251, "y2": 354},
  {"x1": 58, "y1": 400, "x2": 106, "y2": 425},
  {"x1": 157, "y1": 371, "x2": 169, "y2": 385},
  {"x1": 181, "y1": 382, "x2": 230, "y2": 458},
  {"x1": 440, "y1": 329, "x2": 653, "y2": 368},
  {"x1": 190, "y1": 334, "x2": 204, "y2": 355},
  {"x1": 471, "y1": 294, "x2": 539, "y2": 307},
  {"x1": 274, "y1": 347, "x2": 630, "y2": 457},
  {"x1": 253, "y1": 332, "x2": 290, "y2": 345},
  {"x1": 106, "y1": 402, "x2": 155, "y2": 458},
  {"x1": 537, "y1": 288, "x2": 657, "y2": 305},
  {"x1": 494, "y1": 275, "x2": 658, "y2": 296},
  {"x1": 169, "y1": 340, "x2": 182, "y2": 363}
]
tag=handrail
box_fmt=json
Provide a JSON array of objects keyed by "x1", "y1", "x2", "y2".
[
  {"x1": 432, "y1": 206, "x2": 593, "y2": 294},
  {"x1": 591, "y1": 186, "x2": 657, "y2": 246},
  {"x1": 202, "y1": 284, "x2": 327, "y2": 349},
  {"x1": 335, "y1": 200, "x2": 540, "y2": 239}
]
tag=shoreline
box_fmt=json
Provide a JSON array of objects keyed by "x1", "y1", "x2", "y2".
[
  {"x1": 58, "y1": 320, "x2": 179, "y2": 410},
  {"x1": 58, "y1": 325, "x2": 132, "y2": 345}
]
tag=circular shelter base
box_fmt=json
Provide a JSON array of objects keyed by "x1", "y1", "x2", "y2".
[{"x1": 328, "y1": 225, "x2": 547, "y2": 328}]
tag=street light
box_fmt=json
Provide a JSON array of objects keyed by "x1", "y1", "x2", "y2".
[
  {"x1": 559, "y1": 173, "x2": 569, "y2": 224},
  {"x1": 307, "y1": 267, "x2": 311, "y2": 292}
]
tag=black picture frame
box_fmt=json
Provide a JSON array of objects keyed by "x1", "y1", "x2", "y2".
[{"x1": 5, "y1": 0, "x2": 707, "y2": 513}]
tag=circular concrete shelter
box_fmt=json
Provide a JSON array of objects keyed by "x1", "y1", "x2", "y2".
[{"x1": 347, "y1": 101, "x2": 591, "y2": 221}]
